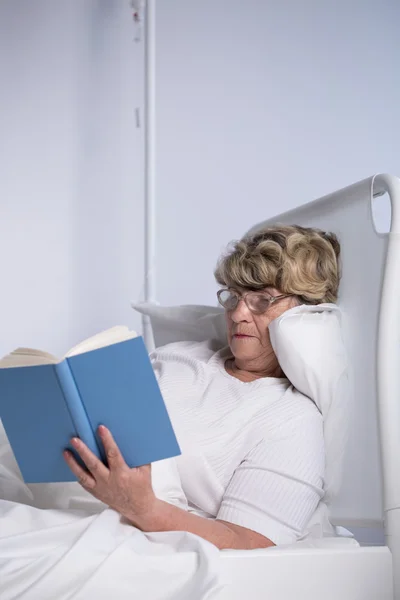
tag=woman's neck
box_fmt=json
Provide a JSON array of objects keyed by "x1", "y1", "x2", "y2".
[{"x1": 225, "y1": 357, "x2": 285, "y2": 382}]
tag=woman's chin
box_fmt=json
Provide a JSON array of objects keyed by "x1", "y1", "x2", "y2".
[{"x1": 230, "y1": 336, "x2": 257, "y2": 355}]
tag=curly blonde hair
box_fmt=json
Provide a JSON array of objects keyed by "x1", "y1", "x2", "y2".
[{"x1": 214, "y1": 225, "x2": 341, "y2": 304}]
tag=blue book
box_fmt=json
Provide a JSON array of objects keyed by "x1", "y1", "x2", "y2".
[{"x1": 0, "y1": 326, "x2": 181, "y2": 483}]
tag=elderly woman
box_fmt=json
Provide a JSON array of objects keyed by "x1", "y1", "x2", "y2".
[{"x1": 64, "y1": 225, "x2": 341, "y2": 551}]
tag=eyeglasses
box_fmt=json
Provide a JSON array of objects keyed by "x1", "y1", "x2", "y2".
[{"x1": 217, "y1": 288, "x2": 293, "y2": 315}]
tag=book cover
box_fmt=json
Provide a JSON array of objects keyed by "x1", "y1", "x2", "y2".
[{"x1": 0, "y1": 334, "x2": 180, "y2": 483}]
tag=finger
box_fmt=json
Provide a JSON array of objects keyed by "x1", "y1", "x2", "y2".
[
  {"x1": 70, "y1": 437, "x2": 109, "y2": 480},
  {"x1": 63, "y1": 450, "x2": 96, "y2": 489},
  {"x1": 98, "y1": 425, "x2": 126, "y2": 470}
]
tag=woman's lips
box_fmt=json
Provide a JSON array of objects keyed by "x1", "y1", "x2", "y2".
[{"x1": 233, "y1": 334, "x2": 252, "y2": 338}]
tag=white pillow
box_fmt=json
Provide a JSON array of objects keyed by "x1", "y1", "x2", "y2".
[
  {"x1": 132, "y1": 303, "x2": 227, "y2": 348},
  {"x1": 269, "y1": 303, "x2": 351, "y2": 504}
]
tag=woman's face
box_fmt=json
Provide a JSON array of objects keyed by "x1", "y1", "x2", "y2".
[{"x1": 225, "y1": 287, "x2": 298, "y2": 367}]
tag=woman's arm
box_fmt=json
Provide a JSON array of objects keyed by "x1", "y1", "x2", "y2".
[
  {"x1": 127, "y1": 499, "x2": 274, "y2": 550},
  {"x1": 63, "y1": 426, "x2": 274, "y2": 551}
]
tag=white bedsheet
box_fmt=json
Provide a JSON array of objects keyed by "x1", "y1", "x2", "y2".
[
  {"x1": 0, "y1": 434, "x2": 223, "y2": 600},
  {"x1": 0, "y1": 418, "x2": 357, "y2": 600},
  {"x1": 0, "y1": 501, "x2": 222, "y2": 600}
]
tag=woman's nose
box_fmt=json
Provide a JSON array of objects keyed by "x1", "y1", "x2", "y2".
[{"x1": 230, "y1": 298, "x2": 251, "y2": 322}]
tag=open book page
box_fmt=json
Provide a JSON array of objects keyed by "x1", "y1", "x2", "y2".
[
  {"x1": 0, "y1": 348, "x2": 58, "y2": 368},
  {"x1": 65, "y1": 326, "x2": 138, "y2": 358},
  {"x1": 0, "y1": 327, "x2": 138, "y2": 368}
]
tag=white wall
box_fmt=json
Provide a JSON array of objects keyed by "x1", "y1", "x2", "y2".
[
  {"x1": 0, "y1": 0, "x2": 143, "y2": 357},
  {"x1": 2, "y1": 0, "x2": 398, "y2": 346},
  {"x1": 72, "y1": 0, "x2": 144, "y2": 341},
  {"x1": 155, "y1": 0, "x2": 400, "y2": 306}
]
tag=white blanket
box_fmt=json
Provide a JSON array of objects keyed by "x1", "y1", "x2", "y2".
[{"x1": 0, "y1": 433, "x2": 223, "y2": 600}]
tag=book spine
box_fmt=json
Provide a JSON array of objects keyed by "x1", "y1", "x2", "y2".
[{"x1": 54, "y1": 361, "x2": 100, "y2": 458}]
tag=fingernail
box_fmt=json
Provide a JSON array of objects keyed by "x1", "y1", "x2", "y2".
[
  {"x1": 71, "y1": 437, "x2": 80, "y2": 446},
  {"x1": 98, "y1": 425, "x2": 107, "y2": 434}
]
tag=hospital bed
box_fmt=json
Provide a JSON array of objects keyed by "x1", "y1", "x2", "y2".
[
  {"x1": 0, "y1": 174, "x2": 398, "y2": 600},
  {"x1": 143, "y1": 173, "x2": 399, "y2": 599}
]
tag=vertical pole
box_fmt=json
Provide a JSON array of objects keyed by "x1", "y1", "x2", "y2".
[{"x1": 142, "y1": 0, "x2": 156, "y2": 350}]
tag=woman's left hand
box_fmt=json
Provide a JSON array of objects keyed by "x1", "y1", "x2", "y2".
[{"x1": 63, "y1": 425, "x2": 156, "y2": 523}]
